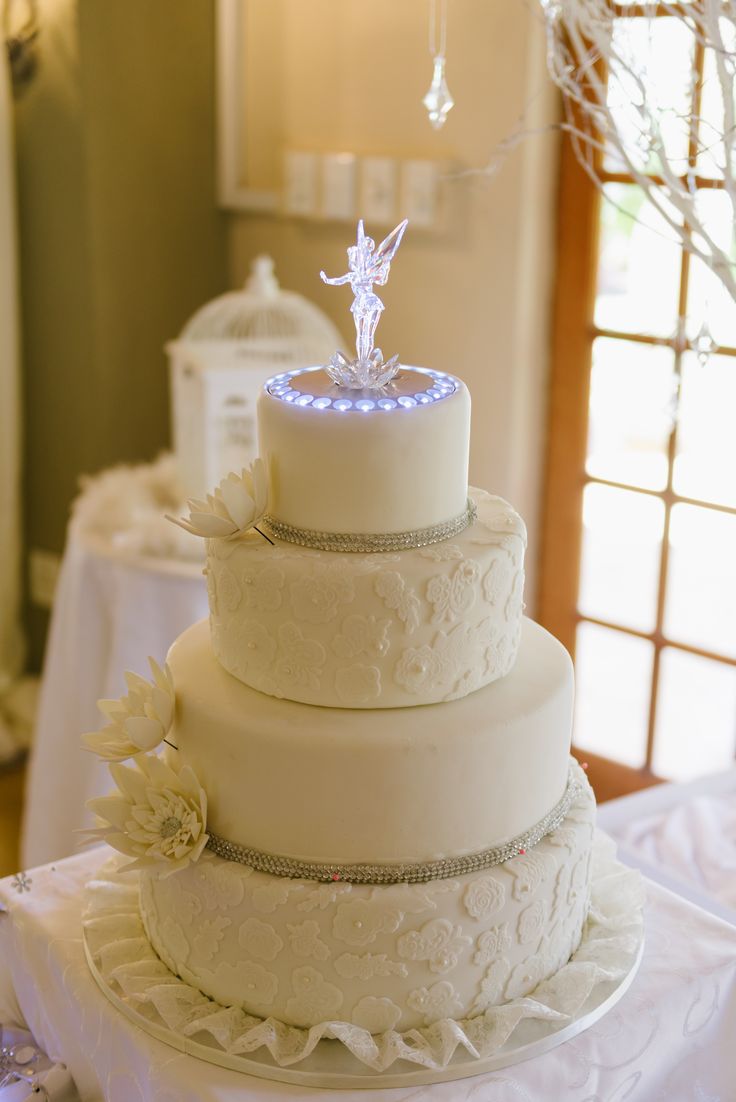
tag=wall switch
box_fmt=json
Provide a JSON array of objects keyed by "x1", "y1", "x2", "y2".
[
  {"x1": 321, "y1": 153, "x2": 357, "y2": 220},
  {"x1": 400, "y1": 159, "x2": 440, "y2": 228},
  {"x1": 360, "y1": 157, "x2": 397, "y2": 225},
  {"x1": 283, "y1": 151, "x2": 318, "y2": 216},
  {"x1": 30, "y1": 549, "x2": 61, "y2": 609}
]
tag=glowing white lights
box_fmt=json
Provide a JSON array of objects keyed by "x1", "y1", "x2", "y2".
[{"x1": 265, "y1": 367, "x2": 458, "y2": 412}]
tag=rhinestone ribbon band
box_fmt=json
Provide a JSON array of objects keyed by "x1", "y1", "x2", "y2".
[
  {"x1": 206, "y1": 771, "x2": 583, "y2": 884},
  {"x1": 262, "y1": 499, "x2": 477, "y2": 554}
]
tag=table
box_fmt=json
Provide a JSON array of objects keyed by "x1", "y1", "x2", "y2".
[
  {"x1": 1, "y1": 848, "x2": 735, "y2": 1102},
  {"x1": 22, "y1": 496, "x2": 207, "y2": 868},
  {"x1": 598, "y1": 768, "x2": 736, "y2": 925}
]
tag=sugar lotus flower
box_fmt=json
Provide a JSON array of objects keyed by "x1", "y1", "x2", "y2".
[
  {"x1": 81, "y1": 658, "x2": 174, "y2": 761},
  {"x1": 86, "y1": 753, "x2": 208, "y2": 875},
  {"x1": 168, "y1": 459, "x2": 268, "y2": 540}
]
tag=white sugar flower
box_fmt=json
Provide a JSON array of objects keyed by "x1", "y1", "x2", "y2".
[
  {"x1": 81, "y1": 658, "x2": 174, "y2": 761},
  {"x1": 86, "y1": 753, "x2": 208, "y2": 875},
  {"x1": 168, "y1": 459, "x2": 268, "y2": 540}
]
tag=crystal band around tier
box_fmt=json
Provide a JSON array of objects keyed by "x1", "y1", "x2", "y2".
[
  {"x1": 206, "y1": 771, "x2": 582, "y2": 884},
  {"x1": 262, "y1": 499, "x2": 478, "y2": 553}
]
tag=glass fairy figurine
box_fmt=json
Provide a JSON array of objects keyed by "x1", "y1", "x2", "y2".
[{"x1": 320, "y1": 219, "x2": 408, "y2": 389}]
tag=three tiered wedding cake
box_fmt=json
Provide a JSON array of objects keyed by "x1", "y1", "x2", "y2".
[{"x1": 82, "y1": 223, "x2": 640, "y2": 1082}]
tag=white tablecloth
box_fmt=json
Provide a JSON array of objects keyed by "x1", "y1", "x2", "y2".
[
  {"x1": 1, "y1": 848, "x2": 735, "y2": 1102},
  {"x1": 21, "y1": 529, "x2": 206, "y2": 868},
  {"x1": 598, "y1": 768, "x2": 736, "y2": 925}
]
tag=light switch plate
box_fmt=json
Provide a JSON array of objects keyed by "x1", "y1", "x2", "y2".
[
  {"x1": 360, "y1": 156, "x2": 397, "y2": 225},
  {"x1": 283, "y1": 151, "x2": 318, "y2": 216},
  {"x1": 321, "y1": 153, "x2": 357, "y2": 220},
  {"x1": 400, "y1": 159, "x2": 440, "y2": 228}
]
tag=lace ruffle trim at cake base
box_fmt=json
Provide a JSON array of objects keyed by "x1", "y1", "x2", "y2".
[
  {"x1": 205, "y1": 770, "x2": 583, "y2": 883},
  {"x1": 82, "y1": 832, "x2": 644, "y2": 1075},
  {"x1": 262, "y1": 499, "x2": 477, "y2": 553}
]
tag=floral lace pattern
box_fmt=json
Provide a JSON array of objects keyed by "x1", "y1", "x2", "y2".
[
  {"x1": 397, "y1": 918, "x2": 472, "y2": 974},
  {"x1": 209, "y1": 489, "x2": 526, "y2": 708}
]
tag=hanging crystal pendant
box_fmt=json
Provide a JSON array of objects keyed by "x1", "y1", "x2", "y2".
[
  {"x1": 423, "y1": 55, "x2": 454, "y2": 130},
  {"x1": 693, "y1": 316, "x2": 716, "y2": 369}
]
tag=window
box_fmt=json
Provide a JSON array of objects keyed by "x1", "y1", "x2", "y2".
[{"x1": 539, "y1": 8, "x2": 736, "y2": 791}]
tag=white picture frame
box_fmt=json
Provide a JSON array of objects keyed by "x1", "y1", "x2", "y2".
[{"x1": 215, "y1": 0, "x2": 278, "y2": 212}]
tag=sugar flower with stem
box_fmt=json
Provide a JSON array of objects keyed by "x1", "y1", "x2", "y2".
[
  {"x1": 81, "y1": 658, "x2": 175, "y2": 761},
  {"x1": 85, "y1": 752, "x2": 208, "y2": 875},
  {"x1": 167, "y1": 458, "x2": 272, "y2": 543}
]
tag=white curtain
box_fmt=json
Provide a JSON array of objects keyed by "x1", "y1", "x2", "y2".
[{"x1": 0, "y1": 39, "x2": 25, "y2": 757}]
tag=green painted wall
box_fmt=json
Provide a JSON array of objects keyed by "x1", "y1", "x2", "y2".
[{"x1": 13, "y1": 0, "x2": 228, "y2": 666}]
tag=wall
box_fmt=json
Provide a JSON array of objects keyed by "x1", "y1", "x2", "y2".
[
  {"x1": 229, "y1": 0, "x2": 560, "y2": 607},
  {"x1": 14, "y1": 0, "x2": 228, "y2": 666}
]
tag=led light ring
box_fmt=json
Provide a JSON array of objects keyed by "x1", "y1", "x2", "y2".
[{"x1": 265, "y1": 367, "x2": 459, "y2": 412}]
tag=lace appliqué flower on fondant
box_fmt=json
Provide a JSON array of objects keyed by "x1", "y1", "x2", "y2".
[
  {"x1": 192, "y1": 916, "x2": 231, "y2": 963},
  {"x1": 286, "y1": 967, "x2": 343, "y2": 1027},
  {"x1": 426, "y1": 560, "x2": 480, "y2": 625},
  {"x1": 297, "y1": 882, "x2": 352, "y2": 912},
  {"x1": 331, "y1": 614, "x2": 391, "y2": 660},
  {"x1": 239, "y1": 564, "x2": 285, "y2": 612},
  {"x1": 473, "y1": 923, "x2": 511, "y2": 966},
  {"x1": 418, "y1": 544, "x2": 464, "y2": 562},
  {"x1": 213, "y1": 960, "x2": 278, "y2": 1009},
  {"x1": 396, "y1": 620, "x2": 494, "y2": 699},
  {"x1": 407, "y1": 981, "x2": 462, "y2": 1026},
  {"x1": 216, "y1": 567, "x2": 242, "y2": 612},
  {"x1": 192, "y1": 857, "x2": 250, "y2": 911},
  {"x1": 351, "y1": 996, "x2": 402, "y2": 1033},
  {"x1": 517, "y1": 900, "x2": 548, "y2": 946},
  {"x1": 481, "y1": 557, "x2": 506, "y2": 606},
  {"x1": 332, "y1": 900, "x2": 402, "y2": 947},
  {"x1": 463, "y1": 874, "x2": 505, "y2": 920},
  {"x1": 275, "y1": 623, "x2": 326, "y2": 691},
  {"x1": 505, "y1": 569, "x2": 525, "y2": 623},
  {"x1": 290, "y1": 564, "x2": 355, "y2": 624},
  {"x1": 235, "y1": 621, "x2": 277, "y2": 675},
  {"x1": 238, "y1": 917, "x2": 284, "y2": 962},
  {"x1": 287, "y1": 920, "x2": 331, "y2": 961},
  {"x1": 374, "y1": 571, "x2": 420, "y2": 634},
  {"x1": 470, "y1": 958, "x2": 511, "y2": 1014},
  {"x1": 334, "y1": 953, "x2": 408, "y2": 980},
  {"x1": 397, "y1": 919, "x2": 471, "y2": 975},
  {"x1": 251, "y1": 877, "x2": 304, "y2": 914},
  {"x1": 505, "y1": 949, "x2": 551, "y2": 1001},
  {"x1": 160, "y1": 917, "x2": 190, "y2": 968},
  {"x1": 509, "y1": 851, "x2": 557, "y2": 902},
  {"x1": 334, "y1": 663, "x2": 381, "y2": 705}
]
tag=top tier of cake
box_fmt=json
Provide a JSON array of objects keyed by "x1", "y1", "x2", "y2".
[{"x1": 259, "y1": 365, "x2": 471, "y2": 535}]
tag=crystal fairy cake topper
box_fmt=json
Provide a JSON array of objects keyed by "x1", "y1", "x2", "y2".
[{"x1": 320, "y1": 219, "x2": 408, "y2": 390}]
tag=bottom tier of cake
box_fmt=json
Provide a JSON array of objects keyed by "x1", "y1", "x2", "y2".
[{"x1": 139, "y1": 761, "x2": 595, "y2": 1034}]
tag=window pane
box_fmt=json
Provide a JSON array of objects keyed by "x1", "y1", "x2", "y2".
[
  {"x1": 595, "y1": 184, "x2": 681, "y2": 338},
  {"x1": 574, "y1": 622, "x2": 653, "y2": 767},
  {"x1": 579, "y1": 484, "x2": 664, "y2": 632},
  {"x1": 586, "y1": 338, "x2": 674, "y2": 490},
  {"x1": 652, "y1": 647, "x2": 736, "y2": 780},
  {"x1": 696, "y1": 22, "x2": 736, "y2": 181},
  {"x1": 664, "y1": 504, "x2": 736, "y2": 659},
  {"x1": 674, "y1": 351, "x2": 736, "y2": 508},
  {"x1": 604, "y1": 17, "x2": 694, "y2": 175},
  {"x1": 686, "y1": 190, "x2": 736, "y2": 347}
]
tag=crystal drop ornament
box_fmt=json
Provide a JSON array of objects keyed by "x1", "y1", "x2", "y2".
[{"x1": 423, "y1": 56, "x2": 454, "y2": 130}]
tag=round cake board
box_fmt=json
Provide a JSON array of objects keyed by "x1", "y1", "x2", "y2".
[{"x1": 83, "y1": 915, "x2": 644, "y2": 1090}]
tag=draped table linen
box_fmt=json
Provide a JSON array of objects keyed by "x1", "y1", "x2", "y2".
[
  {"x1": 1, "y1": 849, "x2": 735, "y2": 1102},
  {"x1": 598, "y1": 768, "x2": 736, "y2": 925},
  {"x1": 21, "y1": 527, "x2": 206, "y2": 869}
]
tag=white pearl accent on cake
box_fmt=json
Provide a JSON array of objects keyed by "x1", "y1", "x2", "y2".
[
  {"x1": 257, "y1": 366, "x2": 471, "y2": 535},
  {"x1": 164, "y1": 617, "x2": 573, "y2": 866},
  {"x1": 207, "y1": 488, "x2": 525, "y2": 709}
]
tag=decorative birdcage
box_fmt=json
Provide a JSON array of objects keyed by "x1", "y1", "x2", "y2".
[{"x1": 167, "y1": 256, "x2": 343, "y2": 498}]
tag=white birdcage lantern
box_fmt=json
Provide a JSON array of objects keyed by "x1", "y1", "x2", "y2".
[{"x1": 167, "y1": 256, "x2": 343, "y2": 499}]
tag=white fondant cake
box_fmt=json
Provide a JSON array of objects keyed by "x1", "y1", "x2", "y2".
[{"x1": 85, "y1": 335, "x2": 598, "y2": 1074}]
